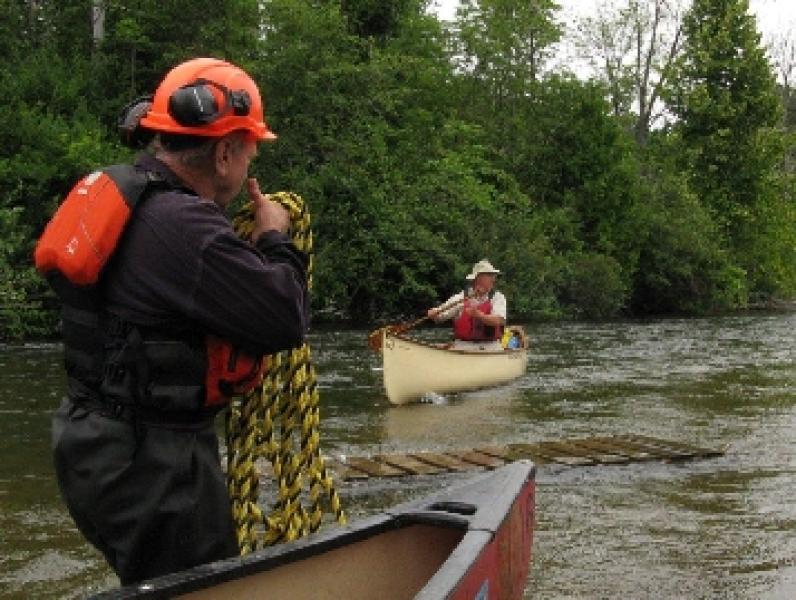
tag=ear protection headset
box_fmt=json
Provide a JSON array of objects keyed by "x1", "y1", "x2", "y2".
[
  {"x1": 118, "y1": 95, "x2": 155, "y2": 148},
  {"x1": 167, "y1": 79, "x2": 252, "y2": 127},
  {"x1": 118, "y1": 80, "x2": 254, "y2": 148}
]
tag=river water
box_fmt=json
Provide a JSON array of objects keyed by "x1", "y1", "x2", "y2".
[{"x1": 1, "y1": 313, "x2": 794, "y2": 599}]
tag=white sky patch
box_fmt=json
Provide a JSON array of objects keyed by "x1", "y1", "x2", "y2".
[
  {"x1": 431, "y1": 0, "x2": 796, "y2": 37},
  {"x1": 429, "y1": 0, "x2": 795, "y2": 80}
]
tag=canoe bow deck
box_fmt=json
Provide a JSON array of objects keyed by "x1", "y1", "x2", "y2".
[
  {"x1": 382, "y1": 329, "x2": 529, "y2": 405},
  {"x1": 91, "y1": 460, "x2": 536, "y2": 600}
]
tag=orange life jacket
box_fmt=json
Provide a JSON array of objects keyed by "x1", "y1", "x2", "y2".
[
  {"x1": 453, "y1": 294, "x2": 504, "y2": 342},
  {"x1": 35, "y1": 164, "x2": 265, "y2": 412}
]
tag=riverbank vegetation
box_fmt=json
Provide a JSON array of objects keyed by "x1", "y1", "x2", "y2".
[{"x1": 1, "y1": 0, "x2": 794, "y2": 340}]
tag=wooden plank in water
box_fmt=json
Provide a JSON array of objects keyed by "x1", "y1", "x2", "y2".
[
  {"x1": 616, "y1": 434, "x2": 725, "y2": 458},
  {"x1": 502, "y1": 443, "x2": 551, "y2": 464},
  {"x1": 344, "y1": 456, "x2": 406, "y2": 478},
  {"x1": 570, "y1": 437, "x2": 658, "y2": 461},
  {"x1": 508, "y1": 443, "x2": 595, "y2": 466},
  {"x1": 409, "y1": 452, "x2": 473, "y2": 472},
  {"x1": 325, "y1": 459, "x2": 370, "y2": 481},
  {"x1": 322, "y1": 434, "x2": 725, "y2": 481},
  {"x1": 542, "y1": 440, "x2": 631, "y2": 465},
  {"x1": 608, "y1": 434, "x2": 696, "y2": 458},
  {"x1": 473, "y1": 445, "x2": 513, "y2": 462},
  {"x1": 447, "y1": 450, "x2": 505, "y2": 468},
  {"x1": 377, "y1": 453, "x2": 446, "y2": 476},
  {"x1": 525, "y1": 441, "x2": 604, "y2": 465},
  {"x1": 575, "y1": 435, "x2": 683, "y2": 459}
]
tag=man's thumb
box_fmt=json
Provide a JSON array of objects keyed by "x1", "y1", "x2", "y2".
[{"x1": 247, "y1": 177, "x2": 263, "y2": 202}]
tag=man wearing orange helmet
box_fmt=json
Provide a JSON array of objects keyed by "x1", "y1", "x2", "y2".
[{"x1": 45, "y1": 58, "x2": 307, "y2": 585}]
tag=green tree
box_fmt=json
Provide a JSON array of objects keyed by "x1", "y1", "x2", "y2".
[
  {"x1": 455, "y1": 0, "x2": 561, "y2": 87},
  {"x1": 252, "y1": 0, "x2": 513, "y2": 319},
  {"x1": 667, "y1": 0, "x2": 789, "y2": 300},
  {"x1": 520, "y1": 76, "x2": 643, "y2": 281},
  {"x1": 5, "y1": 0, "x2": 789, "y2": 337},
  {"x1": 0, "y1": 0, "x2": 31, "y2": 60},
  {"x1": 0, "y1": 0, "x2": 267, "y2": 337},
  {"x1": 89, "y1": 0, "x2": 263, "y2": 131},
  {"x1": 453, "y1": 0, "x2": 561, "y2": 174},
  {"x1": 574, "y1": 0, "x2": 685, "y2": 145},
  {"x1": 632, "y1": 135, "x2": 747, "y2": 313},
  {"x1": 338, "y1": 0, "x2": 424, "y2": 42}
]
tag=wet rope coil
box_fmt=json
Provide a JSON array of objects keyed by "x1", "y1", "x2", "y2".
[{"x1": 226, "y1": 191, "x2": 346, "y2": 555}]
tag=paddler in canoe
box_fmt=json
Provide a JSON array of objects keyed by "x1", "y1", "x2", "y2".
[
  {"x1": 380, "y1": 258, "x2": 526, "y2": 404},
  {"x1": 427, "y1": 259, "x2": 508, "y2": 351}
]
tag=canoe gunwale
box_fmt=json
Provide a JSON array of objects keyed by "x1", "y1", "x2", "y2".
[{"x1": 387, "y1": 330, "x2": 527, "y2": 356}]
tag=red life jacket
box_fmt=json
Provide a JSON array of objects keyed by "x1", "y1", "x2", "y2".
[
  {"x1": 453, "y1": 295, "x2": 504, "y2": 341},
  {"x1": 34, "y1": 164, "x2": 265, "y2": 412}
]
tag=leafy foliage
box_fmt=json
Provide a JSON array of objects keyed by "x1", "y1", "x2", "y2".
[
  {"x1": 631, "y1": 148, "x2": 747, "y2": 313},
  {"x1": 667, "y1": 0, "x2": 791, "y2": 302},
  {"x1": 0, "y1": 0, "x2": 793, "y2": 339}
]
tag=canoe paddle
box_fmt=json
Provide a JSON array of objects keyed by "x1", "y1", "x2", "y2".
[{"x1": 366, "y1": 295, "x2": 467, "y2": 352}]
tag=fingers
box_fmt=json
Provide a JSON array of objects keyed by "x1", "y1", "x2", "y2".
[
  {"x1": 247, "y1": 177, "x2": 267, "y2": 205},
  {"x1": 247, "y1": 177, "x2": 259, "y2": 197},
  {"x1": 250, "y1": 182, "x2": 291, "y2": 239}
]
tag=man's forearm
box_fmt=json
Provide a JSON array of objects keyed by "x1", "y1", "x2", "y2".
[{"x1": 478, "y1": 313, "x2": 505, "y2": 327}]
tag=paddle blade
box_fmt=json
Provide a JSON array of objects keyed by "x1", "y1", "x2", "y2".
[
  {"x1": 367, "y1": 324, "x2": 407, "y2": 352},
  {"x1": 367, "y1": 327, "x2": 387, "y2": 352},
  {"x1": 367, "y1": 311, "x2": 433, "y2": 352}
]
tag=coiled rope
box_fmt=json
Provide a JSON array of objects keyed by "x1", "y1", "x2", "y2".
[{"x1": 226, "y1": 191, "x2": 346, "y2": 555}]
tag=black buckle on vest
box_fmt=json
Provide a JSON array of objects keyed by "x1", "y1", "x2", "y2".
[
  {"x1": 105, "y1": 363, "x2": 127, "y2": 383},
  {"x1": 106, "y1": 314, "x2": 132, "y2": 337}
]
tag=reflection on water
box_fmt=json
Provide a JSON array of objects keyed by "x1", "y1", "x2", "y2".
[
  {"x1": 381, "y1": 387, "x2": 518, "y2": 451},
  {"x1": 0, "y1": 313, "x2": 794, "y2": 598}
]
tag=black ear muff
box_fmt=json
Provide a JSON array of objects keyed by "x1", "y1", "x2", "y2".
[
  {"x1": 167, "y1": 79, "x2": 251, "y2": 127},
  {"x1": 229, "y1": 89, "x2": 252, "y2": 116},
  {"x1": 118, "y1": 95, "x2": 154, "y2": 148},
  {"x1": 168, "y1": 82, "x2": 220, "y2": 126}
]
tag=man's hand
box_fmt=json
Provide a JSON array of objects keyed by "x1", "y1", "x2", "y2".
[
  {"x1": 248, "y1": 178, "x2": 290, "y2": 240},
  {"x1": 465, "y1": 306, "x2": 483, "y2": 319}
]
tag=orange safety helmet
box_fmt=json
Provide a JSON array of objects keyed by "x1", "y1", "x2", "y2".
[{"x1": 139, "y1": 58, "x2": 276, "y2": 141}]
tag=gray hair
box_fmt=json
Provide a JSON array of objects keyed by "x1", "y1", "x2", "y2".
[{"x1": 153, "y1": 131, "x2": 248, "y2": 171}]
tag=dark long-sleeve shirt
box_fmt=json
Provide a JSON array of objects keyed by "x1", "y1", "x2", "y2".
[{"x1": 101, "y1": 154, "x2": 309, "y2": 356}]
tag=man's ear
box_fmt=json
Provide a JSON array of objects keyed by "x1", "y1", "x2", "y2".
[{"x1": 214, "y1": 137, "x2": 233, "y2": 176}]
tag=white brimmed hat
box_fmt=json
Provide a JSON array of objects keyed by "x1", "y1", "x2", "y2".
[{"x1": 466, "y1": 259, "x2": 500, "y2": 280}]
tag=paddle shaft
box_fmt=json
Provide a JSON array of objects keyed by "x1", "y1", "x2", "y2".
[
  {"x1": 367, "y1": 294, "x2": 467, "y2": 351},
  {"x1": 397, "y1": 294, "x2": 467, "y2": 335}
]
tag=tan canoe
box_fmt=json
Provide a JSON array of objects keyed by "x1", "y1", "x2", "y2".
[
  {"x1": 382, "y1": 327, "x2": 528, "y2": 405},
  {"x1": 91, "y1": 461, "x2": 537, "y2": 600}
]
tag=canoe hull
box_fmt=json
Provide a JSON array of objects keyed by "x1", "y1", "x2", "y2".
[
  {"x1": 383, "y1": 332, "x2": 528, "y2": 405},
  {"x1": 419, "y1": 462, "x2": 536, "y2": 600},
  {"x1": 92, "y1": 461, "x2": 536, "y2": 600}
]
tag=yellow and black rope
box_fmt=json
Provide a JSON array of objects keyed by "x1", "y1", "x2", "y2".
[{"x1": 226, "y1": 191, "x2": 345, "y2": 555}]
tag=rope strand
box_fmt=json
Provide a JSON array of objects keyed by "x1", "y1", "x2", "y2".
[{"x1": 225, "y1": 192, "x2": 345, "y2": 555}]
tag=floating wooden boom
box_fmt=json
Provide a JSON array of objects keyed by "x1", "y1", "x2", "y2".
[{"x1": 327, "y1": 434, "x2": 725, "y2": 480}]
